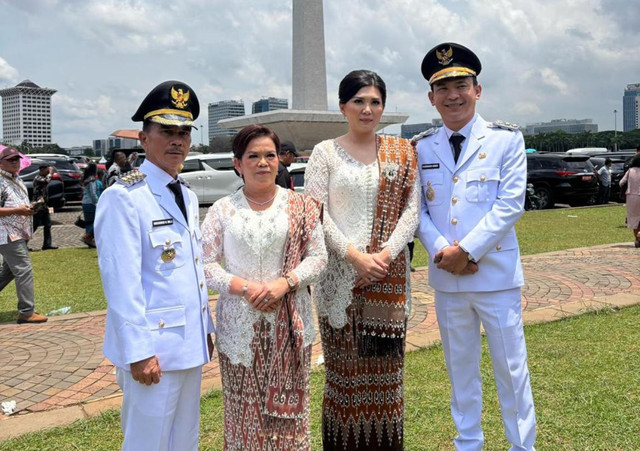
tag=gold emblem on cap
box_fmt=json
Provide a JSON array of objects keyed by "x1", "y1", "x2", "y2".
[
  {"x1": 171, "y1": 86, "x2": 190, "y2": 109},
  {"x1": 161, "y1": 247, "x2": 176, "y2": 263},
  {"x1": 426, "y1": 181, "x2": 435, "y2": 202},
  {"x1": 479, "y1": 152, "x2": 487, "y2": 159},
  {"x1": 436, "y1": 46, "x2": 453, "y2": 66}
]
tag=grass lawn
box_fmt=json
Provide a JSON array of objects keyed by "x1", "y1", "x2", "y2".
[
  {"x1": 0, "y1": 248, "x2": 104, "y2": 323},
  {"x1": 2, "y1": 305, "x2": 639, "y2": 450}
]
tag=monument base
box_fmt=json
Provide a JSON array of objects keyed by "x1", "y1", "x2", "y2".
[{"x1": 218, "y1": 110, "x2": 409, "y2": 151}]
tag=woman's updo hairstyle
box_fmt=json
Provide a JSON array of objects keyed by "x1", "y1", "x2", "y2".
[{"x1": 338, "y1": 70, "x2": 387, "y2": 107}]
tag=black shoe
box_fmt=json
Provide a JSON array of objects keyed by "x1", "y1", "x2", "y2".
[{"x1": 41, "y1": 246, "x2": 59, "y2": 250}]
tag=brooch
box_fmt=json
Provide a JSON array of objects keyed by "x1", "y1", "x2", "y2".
[
  {"x1": 161, "y1": 238, "x2": 176, "y2": 263},
  {"x1": 382, "y1": 163, "x2": 399, "y2": 181}
]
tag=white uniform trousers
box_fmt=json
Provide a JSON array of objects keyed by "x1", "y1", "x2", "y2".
[
  {"x1": 435, "y1": 288, "x2": 536, "y2": 451},
  {"x1": 116, "y1": 366, "x2": 202, "y2": 451}
]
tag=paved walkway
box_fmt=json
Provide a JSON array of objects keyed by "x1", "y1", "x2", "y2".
[{"x1": 1, "y1": 209, "x2": 639, "y2": 439}]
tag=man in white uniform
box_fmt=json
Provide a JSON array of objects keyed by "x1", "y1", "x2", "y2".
[
  {"x1": 415, "y1": 43, "x2": 536, "y2": 450},
  {"x1": 96, "y1": 80, "x2": 215, "y2": 450}
]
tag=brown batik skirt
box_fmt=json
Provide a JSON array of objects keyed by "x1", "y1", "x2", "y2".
[
  {"x1": 218, "y1": 317, "x2": 312, "y2": 451},
  {"x1": 319, "y1": 302, "x2": 406, "y2": 451}
]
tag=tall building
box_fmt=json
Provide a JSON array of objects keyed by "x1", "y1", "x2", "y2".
[
  {"x1": 524, "y1": 119, "x2": 597, "y2": 135},
  {"x1": 252, "y1": 97, "x2": 288, "y2": 114},
  {"x1": 0, "y1": 80, "x2": 56, "y2": 147},
  {"x1": 623, "y1": 83, "x2": 640, "y2": 132},
  {"x1": 208, "y1": 100, "x2": 245, "y2": 140},
  {"x1": 400, "y1": 119, "x2": 443, "y2": 139}
]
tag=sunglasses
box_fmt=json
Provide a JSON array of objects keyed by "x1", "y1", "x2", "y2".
[{"x1": 4, "y1": 157, "x2": 20, "y2": 162}]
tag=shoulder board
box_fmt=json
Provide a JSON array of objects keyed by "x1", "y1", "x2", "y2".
[
  {"x1": 487, "y1": 120, "x2": 519, "y2": 131},
  {"x1": 410, "y1": 127, "x2": 437, "y2": 144},
  {"x1": 116, "y1": 169, "x2": 146, "y2": 187}
]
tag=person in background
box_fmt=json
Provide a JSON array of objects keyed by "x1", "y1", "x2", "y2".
[
  {"x1": 105, "y1": 151, "x2": 133, "y2": 187},
  {"x1": 597, "y1": 158, "x2": 612, "y2": 204},
  {"x1": 415, "y1": 42, "x2": 536, "y2": 450},
  {"x1": 275, "y1": 140, "x2": 298, "y2": 190},
  {"x1": 620, "y1": 155, "x2": 640, "y2": 248},
  {"x1": 32, "y1": 164, "x2": 58, "y2": 250},
  {"x1": 0, "y1": 145, "x2": 47, "y2": 324},
  {"x1": 96, "y1": 169, "x2": 105, "y2": 198},
  {"x1": 81, "y1": 163, "x2": 99, "y2": 248}
]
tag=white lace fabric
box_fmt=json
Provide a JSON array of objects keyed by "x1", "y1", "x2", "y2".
[
  {"x1": 201, "y1": 187, "x2": 327, "y2": 367},
  {"x1": 304, "y1": 138, "x2": 420, "y2": 329}
]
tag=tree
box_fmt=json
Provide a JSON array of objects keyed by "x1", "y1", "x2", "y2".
[{"x1": 209, "y1": 136, "x2": 233, "y2": 153}]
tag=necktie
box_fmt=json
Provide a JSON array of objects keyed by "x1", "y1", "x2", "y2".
[
  {"x1": 167, "y1": 181, "x2": 188, "y2": 222},
  {"x1": 450, "y1": 134, "x2": 465, "y2": 163}
]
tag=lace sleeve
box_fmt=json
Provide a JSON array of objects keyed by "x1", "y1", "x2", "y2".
[
  {"x1": 383, "y1": 174, "x2": 420, "y2": 259},
  {"x1": 290, "y1": 220, "x2": 327, "y2": 288},
  {"x1": 201, "y1": 200, "x2": 234, "y2": 293},
  {"x1": 305, "y1": 142, "x2": 351, "y2": 258}
]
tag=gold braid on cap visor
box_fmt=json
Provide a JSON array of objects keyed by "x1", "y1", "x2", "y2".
[
  {"x1": 144, "y1": 108, "x2": 193, "y2": 120},
  {"x1": 429, "y1": 66, "x2": 477, "y2": 85}
]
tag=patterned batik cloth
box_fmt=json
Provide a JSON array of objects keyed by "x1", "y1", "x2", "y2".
[
  {"x1": 319, "y1": 300, "x2": 405, "y2": 451},
  {"x1": 219, "y1": 318, "x2": 312, "y2": 451}
]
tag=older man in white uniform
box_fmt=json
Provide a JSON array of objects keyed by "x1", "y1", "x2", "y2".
[
  {"x1": 96, "y1": 80, "x2": 215, "y2": 450},
  {"x1": 415, "y1": 43, "x2": 536, "y2": 450}
]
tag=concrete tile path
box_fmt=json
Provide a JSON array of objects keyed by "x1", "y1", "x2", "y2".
[{"x1": 1, "y1": 211, "x2": 639, "y2": 440}]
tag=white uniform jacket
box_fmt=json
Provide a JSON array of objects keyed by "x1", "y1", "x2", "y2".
[
  {"x1": 96, "y1": 159, "x2": 215, "y2": 371},
  {"x1": 417, "y1": 115, "x2": 526, "y2": 293}
]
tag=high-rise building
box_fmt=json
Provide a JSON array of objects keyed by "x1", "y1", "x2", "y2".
[
  {"x1": 0, "y1": 80, "x2": 56, "y2": 147},
  {"x1": 252, "y1": 97, "x2": 288, "y2": 114},
  {"x1": 523, "y1": 119, "x2": 597, "y2": 135},
  {"x1": 623, "y1": 83, "x2": 640, "y2": 132},
  {"x1": 400, "y1": 119, "x2": 443, "y2": 139},
  {"x1": 208, "y1": 100, "x2": 245, "y2": 140}
]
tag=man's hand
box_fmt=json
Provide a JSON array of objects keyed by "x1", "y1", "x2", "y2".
[
  {"x1": 459, "y1": 261, "x2": 479, "y2": 275},
  {"x1": 130, "y1": 356, "x2": 162, "y2": 385},
  {"x1": 207, "y1": 334, "x2": 214, "y2": 359},
  {"x1": 16, "y1": 205, "x2": 36, "y2": 216},
  {"x1": 434, "y1": 245, "x2": 470, "y2": 274}
]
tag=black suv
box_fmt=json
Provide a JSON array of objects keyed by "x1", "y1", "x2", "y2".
[
  {"x1": 28, "y1": 154, "x2": 84, "y2": 201},
  {"x1": 19, "y1": 158, "x2": 66, "y2": 210},
  {"x1": 526, "y1": 153, "x2": 598, "y2": 209}
]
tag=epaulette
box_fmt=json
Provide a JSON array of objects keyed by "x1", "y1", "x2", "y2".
[
  {"x1": 488, "y1": 120, "x2": 519, "y2": 131},
  {"x1": 410, "y1": 127, "x2": 437, "y2": 145},
  {"x1": 116, "y1": 169, "x2": 146, "y2": 187}
]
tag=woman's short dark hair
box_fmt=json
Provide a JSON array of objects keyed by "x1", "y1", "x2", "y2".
[
  {"x1": 231, "y1": 125, "x2": 280, "y2": 160},
  {"x1": 338, "y1": 70, "x2": 387, "y2": 107},
  {"x1": 630, "y1": 155, "x2": 640, "y2": 168}
]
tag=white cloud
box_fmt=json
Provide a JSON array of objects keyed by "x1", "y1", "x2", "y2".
[{"x1": 0, "y1": 57, "x2": 19, "y2": 85}]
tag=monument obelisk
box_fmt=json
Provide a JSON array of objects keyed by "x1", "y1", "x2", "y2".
[
  {"x1": 291, "y1": 0, "x2": 327, "y2": 111},
  {"x1": 219, "y1": 0, "x2": 408, "y2": 150}
]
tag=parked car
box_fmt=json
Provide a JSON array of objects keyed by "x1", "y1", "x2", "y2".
[
  {"x1": 28, "y1": 154, "x2": 84, "y2": 201},
  {"x1": 180, "y1": 153, "x2": 243, "y2": 204},
  {"x1": 70, "y1": 156, "x2": 90, "y2": 170},
  {"x1": 589, "y1": 156, "x2": 628, "y2": 202},
  {"x1": 526, "y1": 153, "x2": 598, "y2": 209},
  {"x1": 289, "y1": 162, "x2": 307, "y2": 193},
  {"x1": 19, "y1": 158, "x2": 66, "y2": 210}
]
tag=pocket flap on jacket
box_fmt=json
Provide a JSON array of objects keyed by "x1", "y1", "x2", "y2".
[
  {"x1": 147, "y1": 305, "x2": 186, "y2": 330},
  {"x1": 421, "y1": 171, "x2": 444, "y2": 186},
  {"x1": 467, "y1": 167, "x2": 500, "y2": 182},
  {"x1": 149, "y1": 228, "x2": 183, "y2": 248}
]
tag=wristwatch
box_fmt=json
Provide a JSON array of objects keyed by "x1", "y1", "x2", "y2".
[
  {"x1": 285, "y1": 274, "x2": 297, "y2": 292},
  {"x1": 241, "y1": 282, "x2": 248, "y2": 298}
]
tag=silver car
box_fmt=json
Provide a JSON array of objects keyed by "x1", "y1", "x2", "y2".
[{"x1": 180, "y1": 153, "x2": 243, "y2": 204}]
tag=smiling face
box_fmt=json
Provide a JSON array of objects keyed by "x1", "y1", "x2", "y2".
[
  {"x1": 428, "y1": 76, "x2": 482, "y2": 131},
  {"x1": 139, "y1": 123, "x2": 191, "y2": 177},
  {"x1": 234, "y1": 136, "x2": 279, "y2": 192},
  {"x1": 340, "y1": 85, "x2": 385, "y2": 135}
]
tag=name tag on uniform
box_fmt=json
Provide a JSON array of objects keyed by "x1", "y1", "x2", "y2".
[
  {"x1": 422, "y1": 163, "x2": 440, "y2": 170},
  {"x1": 152, "y1": 218, "x2": 174, "y2": 227}
]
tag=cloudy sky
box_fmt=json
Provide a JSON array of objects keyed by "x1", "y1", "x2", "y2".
[{"x1": 0, "y1": 0, "x2": 638, "y2": 147}]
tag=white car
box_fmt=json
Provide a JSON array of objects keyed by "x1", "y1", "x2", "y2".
[
  {"x1": 180, "y1": 153, "x2": 243, "y2": 204},
  {"x1": 288, "y1": 162, "x2": 307, "y2": 194}
]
